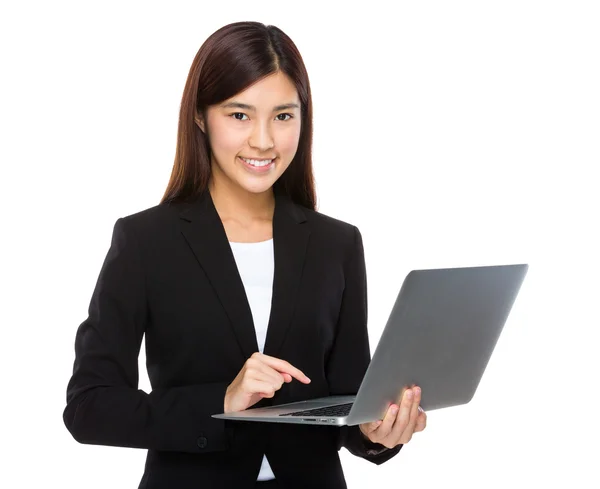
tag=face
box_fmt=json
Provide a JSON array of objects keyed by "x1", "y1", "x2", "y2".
[{"x1": 196, "y1": 71, "x2": 302, "y2": 196}]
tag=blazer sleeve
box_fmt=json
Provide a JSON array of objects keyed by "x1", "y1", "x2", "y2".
[
  {"x1": 325, "y1": 225, "x2": 402, "y2": 465},
  {"x1": 63, "y1": 217, "x2": 233, "y2": 453}
]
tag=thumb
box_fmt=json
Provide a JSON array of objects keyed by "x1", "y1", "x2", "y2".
[{"x1": 360, "y1": 420, "x2": 383, "y2": 435}]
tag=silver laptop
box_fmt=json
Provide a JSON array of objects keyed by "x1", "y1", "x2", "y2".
[{"x1": 212, "y1": 263, "x2": 528, "y2": 426}]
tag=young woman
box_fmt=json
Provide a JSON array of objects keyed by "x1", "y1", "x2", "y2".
[{"x1": 63, "y1": 21, "x2": 426, "y2": 489}]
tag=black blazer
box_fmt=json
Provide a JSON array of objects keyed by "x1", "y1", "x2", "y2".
[{"x1": 63, "y1": 189, "x2": 401, "y2": 489}]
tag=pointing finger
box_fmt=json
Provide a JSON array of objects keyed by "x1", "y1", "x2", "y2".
[{"x1": 256, "y1": 353, "x2": 311, "y2": 384}]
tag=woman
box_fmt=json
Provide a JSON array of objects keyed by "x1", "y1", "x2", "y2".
[{"x1": 63, "y1": 21, "x2": 426, "y2": 489}]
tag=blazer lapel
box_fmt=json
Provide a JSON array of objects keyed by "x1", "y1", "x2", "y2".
[
  {"x1": 263, "y1": 192, "x2": 311, "y2": 359},
  {"x1": 178, "y1": 189, "x2": 311, "y2": 362}
]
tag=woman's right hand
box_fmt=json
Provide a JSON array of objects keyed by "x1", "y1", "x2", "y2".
[{"x1": 224, "y1": 352, "x2": 311, "y2": 413}]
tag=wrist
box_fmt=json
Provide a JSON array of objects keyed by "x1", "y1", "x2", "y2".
[{"x1": 358, "y1": 426, "x2": 388, "y2": 455}]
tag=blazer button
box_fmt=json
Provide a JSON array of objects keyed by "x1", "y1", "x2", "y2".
[{"x1": 197, "y1": 436, "x2": 208, "y2": 449}]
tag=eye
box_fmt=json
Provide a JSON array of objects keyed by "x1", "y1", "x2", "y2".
[
  {"x1": 229, "y1": 112, "x2": 295, "y2": 122},
  {"x1": 230, "y1": 112, "x2": 248, "y2": 121}
]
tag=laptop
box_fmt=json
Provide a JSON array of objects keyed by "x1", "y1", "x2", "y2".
[{"x1": 212, "y1": 263, "x2": 528, "y2": 426}]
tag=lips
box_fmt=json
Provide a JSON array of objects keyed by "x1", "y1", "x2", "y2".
[
  {"x1": 238, "y1": 156, "x2": 276, "y2": 173},
  {"x1": 240, "y1": 157, "x2": 275, "y2": 165}
]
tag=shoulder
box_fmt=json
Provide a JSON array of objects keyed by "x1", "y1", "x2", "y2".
[
  {"x1": 303, "y1": 205, "x2": 357, "y2": 234},
  {"x1": 297, "y1": 204, "x2": 362, "y2": 253},
  {"x1": 112, "y1": 201, "x2": 184, "y2": 240}
]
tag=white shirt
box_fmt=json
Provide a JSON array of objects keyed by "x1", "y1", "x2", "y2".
[{"x1": 229, "y1": 238, "x2": 276, "y2": 482}]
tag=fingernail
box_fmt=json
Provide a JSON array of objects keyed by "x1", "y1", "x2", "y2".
[
  {"x1": 406, "y1": 390, "x2": 413, "y2": 400},
  {"x1": 414, "y1": 387, "x2": 421, "y2": 397},
  {"x1": 391, "y1": 405, "x2": 398, "y2": 414}
]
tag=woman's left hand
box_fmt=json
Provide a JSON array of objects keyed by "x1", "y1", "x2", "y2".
[{"x1": 359, "y1": 386, "x2": 427, "y2": 448}]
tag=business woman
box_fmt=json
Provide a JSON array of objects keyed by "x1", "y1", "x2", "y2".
[{"x1": 63, "y1": 21, "x2": 427, "y2": 489}]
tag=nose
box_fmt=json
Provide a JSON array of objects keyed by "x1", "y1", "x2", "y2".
[{"x1": 248, "y1": 122, "x2": 275, "y2": 151}]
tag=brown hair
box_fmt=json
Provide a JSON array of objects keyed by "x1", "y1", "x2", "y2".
[{"x1": 160, "y1": 21, "x2": 316, "y2": 210}]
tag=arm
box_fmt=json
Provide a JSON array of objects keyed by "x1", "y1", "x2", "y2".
[
  {"x1": 325, "y1": 225, "x2": 402, "y2": 465},
  {"x1": 63, "y1": 217, "x2": 232, "y2": 453}
]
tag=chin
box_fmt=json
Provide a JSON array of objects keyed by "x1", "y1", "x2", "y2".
[{"x1": 237, "y1": 179, "x2": 277, "y2": 195}]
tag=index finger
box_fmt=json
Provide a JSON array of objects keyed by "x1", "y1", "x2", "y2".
[{"x1": 259, "y1": 354, "x2": 311, "y2": 383}]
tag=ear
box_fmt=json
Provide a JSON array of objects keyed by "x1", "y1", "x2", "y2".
[{"x1": 194, "y1": 112, "x2": 206, "y2": 133}]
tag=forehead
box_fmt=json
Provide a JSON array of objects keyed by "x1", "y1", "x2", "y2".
[{"x1": 221, "y1": 72, "x2": 300, "y2": 109}]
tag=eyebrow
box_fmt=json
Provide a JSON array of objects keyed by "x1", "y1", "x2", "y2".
[{"x1": 220, "y1": 101, "x2": 300, "y2": 112}]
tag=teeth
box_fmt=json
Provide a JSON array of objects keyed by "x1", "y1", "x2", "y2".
[{"x1": 241, "y1": 157, "x2": 274, "y2": 167}]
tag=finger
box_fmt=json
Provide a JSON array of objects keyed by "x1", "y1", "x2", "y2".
[
  {"x1": 246, "y1": 361, "x2": 287, "y2": 388},
  {"x1": 257, "y1": 353, "x2": 311, "y2": 383},
  {"x1": 407, "y1": 387, "x2": 421, "y2": 425},
  {"x1": 362, "y1": 419, "x2": 383, "y2": 435},
  {"x1": 398, "y1": 385, "x2": 410, "y2": 401},
  {"x1": 390, "y1": 388, "x2": 417, "y2": 443},
  {"x1": 403, "y1": 386, "x2": 422, "y2": 437},
  {"x1": 245, "y1": 361, "x2": 292, "y2": 392},
  {"x1": 264, "y1": 365, "x2": 295, "y2": 388},
  {"x1": 376, "y1": 403, "x2": 399, "y2": 439},
  {"x1": 415, "y1": 408, "x2": 427, "y2": 432},
  {"x1": 246, "y1": 379, "x2": 279, "y2": 398},
  {"x1": 252, "y1": 353, "x2": 307, "y2": 383}
]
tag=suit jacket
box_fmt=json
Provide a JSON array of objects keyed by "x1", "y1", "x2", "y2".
[{"x1": 63, "y1": 188, "x2": 402, "y2": 489}]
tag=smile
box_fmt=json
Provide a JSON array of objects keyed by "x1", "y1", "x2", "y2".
[
  {"x1": 238, "y1": 156, "x2": 276, "y2": 173},
  {"x1": 240, "y1": 157, "x2": 275, "y2": 167}
]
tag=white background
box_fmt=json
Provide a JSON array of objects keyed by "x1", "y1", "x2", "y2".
[{"x1": 1, "y1": 1, "x2": 599, "y2": 487}]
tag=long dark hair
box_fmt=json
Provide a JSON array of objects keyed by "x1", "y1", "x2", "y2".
[{"x1": 160, "y1": 21, "x2": 316, "y2": 210}]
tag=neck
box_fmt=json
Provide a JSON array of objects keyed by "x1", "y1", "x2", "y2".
[{"x1": 208, "y1": 175, "x2": 275, "y2": 222}]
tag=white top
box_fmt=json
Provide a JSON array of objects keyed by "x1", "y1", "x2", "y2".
[{"x1": 229, "y1": 238, "x2": 276, "y2": 481}]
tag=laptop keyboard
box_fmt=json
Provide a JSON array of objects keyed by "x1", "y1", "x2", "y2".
[{"x1": 279, "y1": 402, "x2": 353, "y2": 417}]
